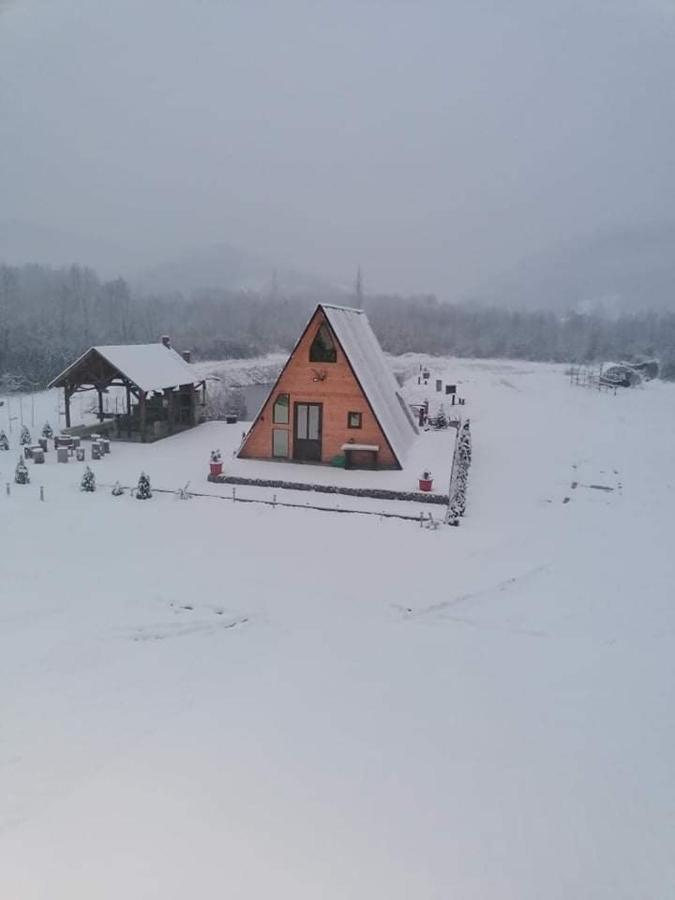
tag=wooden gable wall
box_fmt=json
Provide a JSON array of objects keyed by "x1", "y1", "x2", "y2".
[{"x1": 238, "y1": 307, "x2": 399, "y2": 467}]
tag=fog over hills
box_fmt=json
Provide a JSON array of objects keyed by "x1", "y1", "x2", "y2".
[
  {"x1": 0, "y1": 220, "x2": 135, "y2": 279},
  {"x1": 3, "y1": 1, "x2": 675, "y2": 301},
  {"x1": 473, "y1": 223, "x2": 675, "y2": 314},
  {"x1": 0, "y1": 219, "x2": 344, "y2": 299},
  {"x1": 3, "y1": 217, "x2": 675, "y2": 314},
  {"x1": 134, "y1": 242, "x2": 342, "y2": 299}
]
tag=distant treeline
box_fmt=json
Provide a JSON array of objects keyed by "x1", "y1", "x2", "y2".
[{"x1": 1, "y1": 262, "x2": 675, "y2": 387}]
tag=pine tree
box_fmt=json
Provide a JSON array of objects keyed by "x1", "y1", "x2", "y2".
[
  {"x1": 42, "y1": 422, "x2": 54, "y2": 439},
  {"x1": 136, "y1": 471, "x2": 152, "y2": 500},
  {"x1": 19, "y1": 424, "x2": 31, "y2": 445},
  {"x1": 435, "y1": 405, "x2": 448, "y2": 430},
  {"x1": 111, "y1": 480, "x2": 124, "y2": 496},
  {"x1": 15, "y1": 457, "x2": 29, "y2": 484},
  {"x1": 80, "y1": 466, "x2": 96, "y2": 492},
  {"x1": 0, "y1": 430, "x2": 9, "y2": 451}
]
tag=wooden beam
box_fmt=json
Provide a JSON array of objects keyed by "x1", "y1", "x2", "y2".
[
  {"x1": 139, "y1": 390, "x2": 147, "y2": 442},
  {"x1": 165, "y1": 388, "x2": 174, "y2": 434},
  {"x1": 126, "y1": 385, "x2": 132, "y2": 438},
  {"x1": 64, "y1": 385, "x2": 72, "y2": 429}
]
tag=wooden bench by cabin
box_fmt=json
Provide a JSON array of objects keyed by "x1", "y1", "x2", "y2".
[{"x1": 341, "y1": 443, "x2": 379, "y2": 470}]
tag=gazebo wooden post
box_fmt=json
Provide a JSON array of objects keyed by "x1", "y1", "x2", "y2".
[
  {"x1": 188, "y1": 385, "x2": 197, "y2": 426},
  {"x1": 165, "y1": 388, "x2": 174, "y2": 434},
  {"x1": 125, "y1": 384, "x2": 132, "y2": 438},
  {"x1": 139, "y1": 390, "x2": 147, "y2": 442},
  {"x1": 64, "y1": 385, "x2": 72, "y2": 429},
  {"x1": 97, "y1": 387, "x2": 105, "y2": 422}
]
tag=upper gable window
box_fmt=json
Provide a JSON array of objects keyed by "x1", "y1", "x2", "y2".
[
  {"x1": 309, "y1": 323, "x2": 337, "y2": 363},
  {"x1": 273, "y1": 393, "x2": 289, "y2": 424}
]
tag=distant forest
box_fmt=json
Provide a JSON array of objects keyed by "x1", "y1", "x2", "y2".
[{"x1": 1, "y1": 263, "x2": 675, "y2": 388}]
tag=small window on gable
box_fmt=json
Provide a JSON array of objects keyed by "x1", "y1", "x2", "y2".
[
  {"x1": 309, "y1": 323, "x2": 337, "y2": 363},
  {"x1": 273, "y1": 393, "x2": 289, "y2": 424},
  {"x1": 347, "y1": 411, "x2": 362, "y2": 429}
]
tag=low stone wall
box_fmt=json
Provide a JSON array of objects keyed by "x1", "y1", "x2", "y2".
[{"x1": 207, "y1": 473, "x2": 449, "y2": 505}]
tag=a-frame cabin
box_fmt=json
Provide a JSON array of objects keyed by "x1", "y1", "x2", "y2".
[{"x1": 238, "y1": 304, "x2": 417, "y2": 469}]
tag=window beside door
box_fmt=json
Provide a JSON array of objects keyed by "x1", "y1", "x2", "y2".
[{"x1": 272, "y1": 428, "x2": 289, "y2": 458}]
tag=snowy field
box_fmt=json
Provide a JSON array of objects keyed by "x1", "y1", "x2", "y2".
[{"x1": 1, "y1": 358, "x2": 674, "y2": 898}]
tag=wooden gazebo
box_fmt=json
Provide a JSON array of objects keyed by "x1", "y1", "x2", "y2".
[{"x1": 48, "y1": 341, "x2": 206, "y2": 442}]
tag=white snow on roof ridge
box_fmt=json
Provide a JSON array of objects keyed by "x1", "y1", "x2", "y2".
[
  {"x1": 49, "y1": 342, "x2": 198, "y2": 393},
  {"x1": 93, "y1": 343, "x2": 197, "y2": 393},
  {"x1": 319, "y1": 303, "x2": 364, "y2": 314},
  {"x1": 322, "y1": 305, "x2": 418, "y2": 464}
]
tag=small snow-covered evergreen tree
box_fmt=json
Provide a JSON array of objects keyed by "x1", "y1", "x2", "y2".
[
  {"x1": 0, "y1": 430, "x2": 9, "y2": 450},
  {"x1": 19, "y1": 424, "x2": 31, "y2": 445},
  {"x1": 15, "y1": 457, "x2": 29, "y2": 484},
  {"x1": 111, "y1": 480, "x2": 124, "y2": 496},
  {"x1": 80, "y1": 466, "x2": 96, "y2": 492},
  {"x1": 42, "y1": 422, "x2": 54, "y2": 439},
  {"x1": 435, "y1": 405, "x2": 448, "y2": 430},
  {"x1": 136, "y1": 471, "x2": 152, "y2": 500}
]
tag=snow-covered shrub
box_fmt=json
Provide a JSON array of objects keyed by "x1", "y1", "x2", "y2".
[
  {"x1": 660, "y1": 358, "x2": 675, "y2": 381},
  {"x1": 204, "y1": 384, "x2": 247, "y2": 421},
  {"x1": 19, "y1": 424, "x2": 31, "y2": 445},
  {"x1": 0, "y1": 430, "x2": 9, "y2": 451},
  {"x1": 111, "y1": 480, "x2": 124, "y2": 497},
  {"x1": 447, "y1": 420, "x2": 472, "y2": 524},
  {"x1": 42, "y1": 422, "x2": 54, "y2": 439},
  {"x1": 210, "y1": 448, "x2": 222, "y2": 463},
  {"x1": 136, "y1": 472, "x2": 152, "y2": 500},
  {"x1": 80, "y1": 466, "x2": 96, "y2": 492},
  {"x1": 15, "y1": 457, "x2": 29, "y2": 484}
]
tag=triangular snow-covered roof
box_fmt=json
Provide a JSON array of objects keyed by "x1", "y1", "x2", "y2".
[
  {"x1": 48, "y1": 343, "x2": 198, "y2": 393},
  {"x1": 320, "y1": 304, "x2": 418, "y2": 463}
]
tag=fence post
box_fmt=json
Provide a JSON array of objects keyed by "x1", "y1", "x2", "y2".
[{"x1": 40, "y1": 485, "x2": 44, "y2": 502}]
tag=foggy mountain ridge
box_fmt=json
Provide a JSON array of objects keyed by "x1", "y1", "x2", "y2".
[
  {"x1": 133, "y1": 241, "x2": 344, "y2": 298},
  {"x1": 3, "y1": 217, "x2": 675, "y2": 313},
  {"x1": 0, "y1": 219, "x2": 345, "y2": 300},
  {"x1": 0, "y1": 219, "x2": 137, "y2": 279},
  {"x1": 471, "y1": 222, "x2": 675, "y2": 314},
  {"x1": 3, "y1": 1, "x2": 675, "y2": 299}
]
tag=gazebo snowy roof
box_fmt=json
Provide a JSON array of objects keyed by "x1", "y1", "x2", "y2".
[
  {"x1": 48, "y1": 343, "x2": 198, "y2": 393},
  {"x1": 320, "y1": 304, "x2": 418, "y2": 463}
]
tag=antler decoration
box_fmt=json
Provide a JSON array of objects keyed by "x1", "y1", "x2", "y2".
[{"x1": 311, "y1": 369, "x2": 327, "y2": 382}]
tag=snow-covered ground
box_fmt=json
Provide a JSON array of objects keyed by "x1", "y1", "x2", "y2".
[{"x1": 1, "y1": 358, "x2": 674, "y2": 899}]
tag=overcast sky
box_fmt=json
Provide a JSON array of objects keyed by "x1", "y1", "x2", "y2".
[{"x1": 1, "y1": 0, "x2": 674, "y2": 295}]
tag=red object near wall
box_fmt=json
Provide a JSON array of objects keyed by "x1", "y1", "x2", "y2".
[
  {"x1": 210, "y1": 462, "x2": 223, "y2": 476},
  {"x1": 418, "y1": 477, "x2": 433, "y2": 492}
]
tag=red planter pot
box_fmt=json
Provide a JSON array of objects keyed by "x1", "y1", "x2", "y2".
[
  {"x1": 419, "y1": 478, "x2": 433, "y2": 492},
  {"x1": 210, "y1": 461, "x2": 223, "y2": 477}
]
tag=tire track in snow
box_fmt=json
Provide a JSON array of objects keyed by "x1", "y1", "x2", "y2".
[{"x1": 399, "y1": 562, "x2": 552, "y2": 620}]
